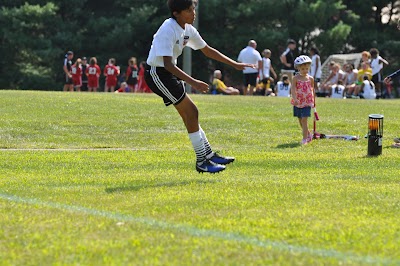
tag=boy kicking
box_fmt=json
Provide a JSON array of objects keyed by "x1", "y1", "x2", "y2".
[{"x1": 145, "y1": 0, "x2": 254, "y2": 173}]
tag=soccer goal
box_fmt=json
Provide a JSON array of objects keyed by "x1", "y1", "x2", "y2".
[{"x1": 320, "y1": 53, "x2": 362, "y2": 81}]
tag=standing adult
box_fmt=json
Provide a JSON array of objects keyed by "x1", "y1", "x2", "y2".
[
  {"x1": 81, "y1": 57, "x2": 89, "y2": 92},
  {"x1": 237, "y1": 40, "x2": 262, "y2": 95},
  {"x1": 280, "y1": 39, "x2": 297, "y2": 82},
  {"x1": 63, "y1": 51, "x2": 74, "y2": 92}
]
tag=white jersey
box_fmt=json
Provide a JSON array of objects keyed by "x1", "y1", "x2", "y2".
[
  {"x1": 370, "y1": 56, "x2": 383, "y2": 75},
  {"x1": 276, "y1": 81, "x2": 290, "y2": 97},
  {"x1": 260, "y1": 57, "x2": 271, "y2": 79},
  {"x1": 362, "y1": 80, "x2": 376, "y2": 99},
  {"x1": 331, "y1": 84, "x2": 345, "y2": 99},
  {"x1": 309, "y1": 54, "x2": 322, "y2": 79},
  {"x1": 237, "y1": 46, "x2": 262, "y2": 74},
  {"x1": 147, "y1": 18, "x2": 207, "y2": 67}
]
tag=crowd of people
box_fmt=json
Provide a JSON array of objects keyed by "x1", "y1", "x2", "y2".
[
  {"x1": 211, "y1": 39, "x2": 396, "y2": 100},
  {"x1": 62, "y1": 51, "x2": 151, "y2": 93},
  {"x1": 62, "y1": 43, "x2": 395, "y2": 100}
]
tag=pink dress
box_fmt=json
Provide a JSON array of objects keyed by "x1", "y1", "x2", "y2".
[{"x1": 291, "y1": 79, "x2": 314, "y2": 108}]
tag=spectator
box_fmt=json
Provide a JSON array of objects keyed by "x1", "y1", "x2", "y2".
[
  {"x1": 212, "y1": 70, "x2": 240, "y2": 95},
  {"x1": 71, "y1": 58, "x2": 82, "y2": 92},
  {"x1": 259, "y1": 49, "x2": 278, "y2": 84},
  {"x1": 291, "y1": 55, "x2": 314, "y2": 145},
  {"x1": 63, "y1": 51, "x2": 74, "y2": 92},
  {"x1": 356, "y1": 75, "x2": 376, "y2": 99},
  {"x1": 330, "y1": 80, "x2": 345, "y2": 99},
  {"x1": 343, "y1": 63, "x2": 358, "y2": 97},
  {"x1": 356, "y1": 61, "x2": 373, "y2": 85},
  {"x1": 358, "y1": 51, "x2": 371, "y2": 69},
  {"x1": 115, "y1": 82, "x2": 129, "y2": 93},
  {"x1": 237, "y1": 40, "x2": 262, "y2": 95},
  {"x1": 103, "y1": 58, "x2": 120, "y2": 92},
  {"x1": 370, "y1": 48, "x2": 389, "y2": 98},
  {"x1": 276, "y1": 74, "x2": 291, "y2": 97},
  {"x1": 280, "y1": 39, "x2": 297, "y2": 82},
  {"x1": 320, "y1": 63, "x2": 345, "y2": 96},
  {"x1": 81, "y1": 57, "x2": 89, "y2": 92},
  {"x1": 126, "y1": 57, "x2": 139, "y2": 92},
  {"x1": 308, "y1": 47, "x2": 322, "y2": 91},
  {"x1": 86, "y1": 57, "x2": 101, "y2": 92},
  {"x1": 137, "y1": 61, "x2": 152, "y2": 93}
]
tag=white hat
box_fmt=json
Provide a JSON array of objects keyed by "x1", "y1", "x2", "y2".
[{"x1": 294, "y1": 55, "x2": 312, "y2": 67}]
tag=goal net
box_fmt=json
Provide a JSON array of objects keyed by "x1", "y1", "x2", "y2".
[{"x1": 320, "y1": 53, "x2": 362, "y2": 81}]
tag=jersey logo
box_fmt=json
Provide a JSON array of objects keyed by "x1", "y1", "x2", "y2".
[{"x1": 183, "y1": 36, "x2": 189, "y2": 46}]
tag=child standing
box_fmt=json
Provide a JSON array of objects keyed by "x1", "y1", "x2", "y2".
[
  {"x1": 125, "y1": 57, "x2": 139, "y2": 92},
  {"x1": 291, "y1": 55, "x2": 315, "y2": 145},
  {"x1": 71, "y1": 58, "x2": 82, "y2": 92},
  {"x1": 144, "y1": 0, "x2": 254, "y2": 173},
  {"x1": 309, "y1": 47, "x2": 322, "y2": 91},
  {"x1": 86, "y1": 57, "x2": 101, "y2": 92},
  {"x1": 104, "y1": 58, "x2": 120, "y2": 92}
]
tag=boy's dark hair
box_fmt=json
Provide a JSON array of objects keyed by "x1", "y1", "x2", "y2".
[
  {"x1": 281, "y1": 74, "x2": 289, "y2": 81},
  {"x1": 287, "y1": 39, "x2": 296, "y2": 45},
  {"x1": 369, "y1": 48, "x2": 378, "y2": 56},
  {"x1": 310, "y1": 47, "x2": 319, "y2": 55},
  {"x1": 167, "y1": 0, "x2": 197, "y2": 19},
  {"x1": 110, "y1": 58, "x2": 116, "y2": 64}
]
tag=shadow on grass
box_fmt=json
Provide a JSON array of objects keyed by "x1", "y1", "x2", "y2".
[
  {"x1": 275, "y1": 142, "x2": 301, "y2": 149},
  {"x1": 105, "y1": 179, "x2": 220, "y2": 193}
]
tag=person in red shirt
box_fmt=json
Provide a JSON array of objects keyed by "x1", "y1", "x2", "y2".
[
  {"x1": 71, "y1": 58, "x2": 82, "y2": 92},
  {"x1": 86, "y1": 57, "x2": 101, "y2": 92},
  {"x1": 103, "y1": 58, "x2": 120, "y2": 92},
  {"x1": 137, "y1": 61, "x2": 151, "y2": 93},
  {"x1": 125, "y1": 57, "x2": 138, "y2": 92}
]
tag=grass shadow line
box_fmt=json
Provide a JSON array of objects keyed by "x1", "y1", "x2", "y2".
[
  {"x1": 105, "y1": 179, "x2": 220, "y2": 193},
  {"x1": 275, "y1": 142, "x2": 301, "y2": 149}
]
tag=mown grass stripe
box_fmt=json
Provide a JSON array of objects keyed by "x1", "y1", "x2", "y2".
[{"x1": 0, "y1": 192, "x2": 396, "y2": 265}]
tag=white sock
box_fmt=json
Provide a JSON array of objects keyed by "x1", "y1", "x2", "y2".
[
  {"x1": 199, "y1": 126, "x2": 214, "y2": 159},
  {"x1": 188, "y1": 130, "x2": 206, "y2": 164}
]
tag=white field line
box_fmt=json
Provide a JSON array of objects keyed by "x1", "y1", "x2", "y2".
[
  {"x1": 0, "y1": 148, "x2": 163, "y2": 151},
  {"x1": 0, "y1": 192, "x2": 397, "y2": 265}
]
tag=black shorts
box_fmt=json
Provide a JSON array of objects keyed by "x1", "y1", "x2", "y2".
[
  {"x1": 243, "y1": 73, "x2": 258, "y2": 87},
  {"x1": 372, "y1": 73, "x2": 382, "y2": 84},
  {"x1": 145, "y1": 65, "x2": 186, "y2": 106},
  {"x1": 65, "y1": 75, "x2": 73, "y2": 85}
]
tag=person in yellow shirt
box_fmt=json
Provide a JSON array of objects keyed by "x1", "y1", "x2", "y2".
[
  {"x1": 356, "y1": 62, "x2": 373, "y2": 85},
  {"x1": 212, "y1": 70, "x2": 240, "y2": 95}
]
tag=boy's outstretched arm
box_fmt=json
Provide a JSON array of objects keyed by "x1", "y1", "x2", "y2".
[{"x1": 201, "y1": 45, "x2": 255, "y2": 70}]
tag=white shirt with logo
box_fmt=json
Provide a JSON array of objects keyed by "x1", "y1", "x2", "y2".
[
  {"x1": 331, "y1": 84, "x2": 345, "y2": 99},
  {"x1": 276, "y1": 81, "x2": 291, "y2": 97},
  {"x1": 147, "y1": 18, "x2": 207, "y2": 67}
]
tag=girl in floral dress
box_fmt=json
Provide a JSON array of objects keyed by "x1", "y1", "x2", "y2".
[{"x1": 291, "y1": 55, "x2": 315, "y2": 145}]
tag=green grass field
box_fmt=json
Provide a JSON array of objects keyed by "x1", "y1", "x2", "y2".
[{"x1": 0, "y1": 90, "x2": 399, "y2": 265}]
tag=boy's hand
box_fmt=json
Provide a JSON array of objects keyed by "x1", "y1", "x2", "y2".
[
  {"x1": 384, "y1": 77, "x2": 391, "y2": 85},
  {"x1": 234, "y1": 63, "x2": 256, "y2": 71},
  {"x1": 192, "y1": 79, "x2": 209, "y2": 93}
]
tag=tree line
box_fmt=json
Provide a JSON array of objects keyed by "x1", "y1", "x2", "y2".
[{"x1": 0, "y1": 0, "x2": 399, "y2": 90}]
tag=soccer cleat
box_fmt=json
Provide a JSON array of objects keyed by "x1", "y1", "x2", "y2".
[
  {"x1": 301, "y1": 139, "x2": 308, "y2": 145},
  {"x1": 196, "y1": 159, "x2": 226, "y2": 174},
  {"x1": 394, "y1": 137, "x2": 400, "y2": 143},
  {"x1": 209, "y1": 152, "x2": 235, "y2": 165}
]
